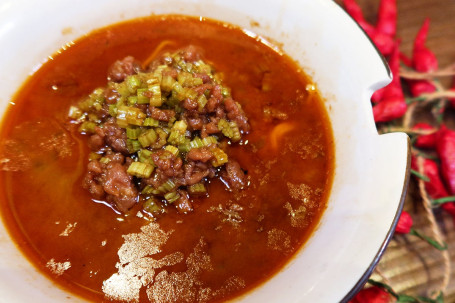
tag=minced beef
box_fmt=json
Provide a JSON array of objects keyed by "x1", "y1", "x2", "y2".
[{"x1": 71, "y1": 46, "x2": 249, "y2": 216}]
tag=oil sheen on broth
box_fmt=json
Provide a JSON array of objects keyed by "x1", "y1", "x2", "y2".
[{"x1": 0, "y1": 16, "x2": 334, "y2": 302}]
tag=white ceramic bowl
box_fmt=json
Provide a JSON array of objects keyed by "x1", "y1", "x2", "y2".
[{"x1": 0, "y1": 0, "x2": 410, "y2": 302}]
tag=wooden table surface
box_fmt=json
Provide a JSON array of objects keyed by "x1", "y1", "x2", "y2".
[{"x1": 333, "y1": 0, "x2": 455, "y2": 301}]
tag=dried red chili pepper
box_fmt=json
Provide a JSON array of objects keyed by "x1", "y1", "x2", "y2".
[
  {"x1": 372, "y1": 96, "x2": 407, "y2": 122},
  {"x1": 368, "y1": 31, "x2": 396, "y2": 57},
  {"x1": 349, "y1": 285, "x2": 391, "y2": 303},
  {"x1": 372, "y1": 42, "x2": 403, "y2": 103},
  {"x1": 436, "y1": 125, "x2": 455, "y2": 195},
  {"x1": 376, "y1": 0, "x2": 397, "y2": 37},
  {"x1": 405, "y1": 18, "x2": 437, "y2": 97},
  {"x1": 342, "y1": 0, "x2": 375, "y2": 32},
  {"x1": 412, "y1": 122, "x2": 437, "y2": 149},
  {"x1": 400, "y1": 51, "x2": 412, "y2": 67},
  {"x1": 409, "y1": 79, "x2": 436, "y2": 97},
  {"x1": 412, "y1": 18, "x2": 438, "y2": 73},
  {"x1": 411, "y1": 157, "x2": 448, "y2": 199},
  {"x1": 342, "y1": 0, "x2": 395, "y2": 56},
  {"x1": 410, "y1": 156, "x2": 455, "y2": 216},
  {"x1": 449, "y1": 76, "x2": 455, "y2": 108},
  {"x1": 395, "y1": 210, "x2": 413, "y2": 234}
]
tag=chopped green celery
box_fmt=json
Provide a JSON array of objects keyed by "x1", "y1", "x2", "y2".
[
  {"x1": 197, "y1": 94, "x2": 207, "y2": 111},
  {"x1": 211, "y1": 147, "x2": 228, "y2": 167},
  {"x1": 127, "y1": 139, "x2": 142, "y2": 153},
  {"x1": 88, "y1": 113, "x2": 101, "y2": 123},
  {"x1": 154, "y1": 128, "x2": 168, "y2": 148},
  {"x1": 161, "y1": 179, "x2": 177, "y2": 192},
  {"x1": 78, "y1": 121, "x2": 97, "y2": 133},
  {"x1": 137, "y1": 88, "x2": 150, "y2": 104},
  {"x1": 138, "y1": 149, "x2": 154, "y2": 164},
  {"x1": 171, "y1": 82, "x2": 186, "y2": 101},
  {"x1": 148, "y1": 78, "x2": 162, "y2": 106},
  {"x1": 193, "y1": 60, "x2": 211, "y2": 74},
  {"x1": 108, "y1": 104, "x2": 118, "y2": 117},
  {"x1": 93, "y1": 87, "x2": 105, "y2": 96},
  {"x1": 188, "y1": 183, "x2": 207, "y2": 195},
  {"x1": 178, "y1": 72, "x2": 202, "y2": 88},
  {"x1": 126, "y1": 127, "x2": 142, "y2": 139},
  {"x1": 168, "y1": 120, "x2": 188, "y2": 145},
  {"x1": 143, "y1": 198, "x2": 163, "y2": 215},
  {"x1": 115, "y1": 82, "x2": 131, "y2": 98},
  {"x1": 185, "y1": 88, "x2": 198, "y2": 100},
  {"x1": 178, "y1": 138, "x2": 191, "y2": 153},
  {"x1": 168, "y1": 130, "x2": 186, "y2": 145},
  {"x1": 93, "y1": 102, "x2": 103, "y2": 111},
  {"x1": 177, "y1": 72, "x2": 192, "y2": 86},
  {"x1": 221, "y1": 87, "x2": 231, "y2": 97},
  {"x1": 167, "y1": 117, "x2": 177, "y2": 129},
  {"x1": 142, "y1": 185, "x2": 154, "y2": 194},
  {"x1": 218, "y1": 119, "x2": 240, "y2": 141},
  {"x1": 184, "y1": 62, "x2": 193, "y2": 73},
  {"x1": 202, "y1": 136, "x2": 218, "y2": 146},
  {"x1": 88, "y1": 152, "x2": 102, "y2": 161},
  {"x1": 190, "y1": 137, "x2": 204, "y2": 149},
  {"x1": 218, "y1": 119, "x2": 231, "y2": 137},
  {"x1": 138, "y1": 129, "x2": 158, "y2": 147},
  {"x1": 164, "y1": 191, "x2": 180, "y2": 203},
  {"x1": 166, "y1": 95, "x2": 180, "y2": 107},
  {"x1": 228, "y1": 121, "x2": 241, "y2": 142},
  {"x1": 143, "y1": 117, "x2": 159, "y2": 127},
  {"x1": 161, "y1": 127, "x2": 171, "y2": 135},
  {"x1": 77, "y1": 98, "x2": 94, "y2": 112},
  {"x1": 127, "y1": 96, "x2": 138, "y2": 105},
  {"x1": 116, "y1": 105, "x2": 146, "y2": 126},
  {"x1": 173, "y1": 120, "x2": 188, "y2": 132},
  {"x1": 174, "y1": 104, "x2": 184, "y2": 115},
  {"x1": 99, "y1": 157, "x2": 111, "y2": 164},
  {"x1": 126, "y1": 75, "x2": 142, "y2": 93},
  {"x1": 161, "y1": 75, "x2": 175, "y2": 92},
  {"x1": 68, "y1": 106, "x2": 83, "y2": 119},
  {"x1": 150, "y1": 179, "x2": 177, "y2": 195},
  {"x1": 127, "y1": 162, "x2": 154, "y2": 178},
  {"x1": 214, "y1": 72, "x2": 224, "y2": 83},
  {"x1": 165, "y1": 145, "x2": 179, "y2": 157},
  {"x1": 151, "y1": 66, "x2": 165, "y2": 82}
]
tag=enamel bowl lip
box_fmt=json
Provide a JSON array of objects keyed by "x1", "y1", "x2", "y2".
[{"x1": 0, "y1": 0, "x2": 410, "y2": 302}]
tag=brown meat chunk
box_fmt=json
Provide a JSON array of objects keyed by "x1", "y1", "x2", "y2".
[
  {"x1": 104, "y1": 87, "x2": 120, "y2": 104},
  {"x1": 222, "y1": 160, "x2": 246, "y2": 190},
  {"x1": 88, "y1": 134, "x2": 104, "y2": 151},
  {"x1": 107, "y1": 56, "x2": 141, "y2": 82},
  {"x1": 183, "y1": 161, "x2": 210, "y2": 186},
  {"x1": 175, "y1": 190, "x2": 193, "y2": 213},
  {"x1": 149, "y1": 107, "x2": 176, "y2": 122},
  {"x1": 102, "y1": 162, "x2": 138, "y2": 212},
  {"x1": 182, "y1": 98, "x2": 198, "y2": 111},
  {"x1": 193, "y1": 83, "x2": 213, "y2": 94},
  {"x1": 87, "y1": 160, "x2": 103, "y2": 174},
  {"x1": 206, "y1": 85, "x2": 222, "y2": 112},
  {"x1": 180, "y1": 45, "x2": 202, "y2": 62},
  {"x1": 100, "y1": 120, "x2": 129, "y2": 154},
  {"x1": 152, "y1": 150, "x2": 184, "y2": 178},
  {"x1": 187, "y1": 147, "x2": 213, "y2": 162},
  {"x1": 83, "y1": 172, "x2": 105, "y2": 199},
  {"x1": 224, "y1": 98, "x2": 250, "y2": 133}
]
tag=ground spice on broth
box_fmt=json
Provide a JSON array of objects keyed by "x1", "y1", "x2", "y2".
[{"x1": 0, "y1": 15, "x2": 334, "y2": 302}]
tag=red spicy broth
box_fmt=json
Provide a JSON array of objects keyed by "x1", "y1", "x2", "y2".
[{"x1": 0, "y1": 15, "x2": 334, "y2": 302}]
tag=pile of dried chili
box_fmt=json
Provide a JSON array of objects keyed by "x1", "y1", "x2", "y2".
[{"x1": 342, "y1": 0, "x2": 455, "y2": 302}]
